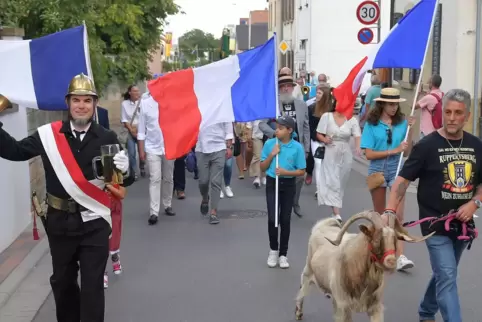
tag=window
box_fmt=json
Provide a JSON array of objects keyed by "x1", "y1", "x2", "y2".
[
  {"x1": 282, "y1": 0, "x2": 294, "y2": 23},
  {"x1": 299, "y1": 39, "x2": 307, "y2": 50}
]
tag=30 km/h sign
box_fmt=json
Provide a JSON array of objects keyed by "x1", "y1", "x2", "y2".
[
  {"x1": 356, "y1": 1, "x2": 380, "y2": 25},
  {"x1": 358, "y1": 28, "x2": 374, "y2": 45},
  {"x1": 279, "y1": 40, "x2": 289, "y2": 54}
]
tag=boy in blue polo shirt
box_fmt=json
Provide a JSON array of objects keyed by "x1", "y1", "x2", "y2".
[{"x1": 261, "y1": 115, "x2": 306, "y2": 269}]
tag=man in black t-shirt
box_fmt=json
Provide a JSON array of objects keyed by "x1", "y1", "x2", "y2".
[{"x1": 383, "y1": 89, "x2": 481, "y2": 322}]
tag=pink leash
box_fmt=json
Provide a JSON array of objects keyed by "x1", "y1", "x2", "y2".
[{"x1": 403, "y1": 211, "x2": 478, "y2": 241}]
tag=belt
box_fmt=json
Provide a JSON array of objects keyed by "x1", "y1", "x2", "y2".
[{"x1": 46, "y1": 193, "x2": 87, "y2": 213}]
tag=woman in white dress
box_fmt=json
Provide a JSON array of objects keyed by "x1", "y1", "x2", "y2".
[{"x1": 316, "y1": 110, "x2": 361, "y2": 222}]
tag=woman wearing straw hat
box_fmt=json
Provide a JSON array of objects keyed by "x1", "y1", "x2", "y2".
[{"x1": 360, "y1": 87, "x2": 416, "y2": 271}]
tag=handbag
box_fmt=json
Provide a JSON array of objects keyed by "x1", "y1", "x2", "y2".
[
  {"x1": 314, "y1": 146, "x2": 325, "y2": 159},
  {"x1": 366, "y1": 172, "x2": 385, "y2": 191},
  {"x1": 185, "y1": 151, "x2": 197, "y2": 173}
]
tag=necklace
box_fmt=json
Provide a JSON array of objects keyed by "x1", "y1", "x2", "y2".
[{"x1": 443, "y1": 130, "x2": 464, "y2": 158}]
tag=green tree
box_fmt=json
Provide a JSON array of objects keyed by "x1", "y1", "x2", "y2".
[
  {"x1": 0, "y1": 0, "x2": 178, "y2": 95},
  {"x1": 178, "y1": 29, "x2": 220, "y2": 63}
]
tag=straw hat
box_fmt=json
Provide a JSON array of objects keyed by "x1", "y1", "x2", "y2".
[
  {"x1": 278, "y1": 74, "x2": 296, "y2": 86},
  {"x1": 374, "y1": 87, "x2": 406, "y2": 103}
]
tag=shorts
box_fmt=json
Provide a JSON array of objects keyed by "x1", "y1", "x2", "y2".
[{"x1": 368, "y1": 157, "x2": 403, "y2": 188}]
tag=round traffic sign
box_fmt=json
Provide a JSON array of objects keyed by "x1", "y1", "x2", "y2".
[
  {"x1": 357, "y1": 28, "x2": 374, "y2": 44},
  {"x1": 356, "y1": 1, "x2": 380, "y2": 25}
]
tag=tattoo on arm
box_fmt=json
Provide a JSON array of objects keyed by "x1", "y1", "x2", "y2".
[{"x1": 396, "y1": 181, "x2": 409, "y2": 201}]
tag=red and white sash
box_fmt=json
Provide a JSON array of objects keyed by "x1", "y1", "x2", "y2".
[{"x1": 37, "y1": 121, "x2": 111, "y2": 217}]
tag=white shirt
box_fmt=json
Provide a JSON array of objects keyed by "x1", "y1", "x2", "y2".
[
  {"x1": 121, "y1": 99, "x2": 140, "y2": 126},
  {"x1": 70, "y1": 122, "x2": 109, "y2": 225},
  {"x1": 195, "y1": 122, "x2": 234, "y2": 154},
  {"x1": 246, "y1": 120, "x2": 264, "y2": 139},
  {"x1": 293, "y1": 84, "x2": 304, "y2": 100},
  {"x1": 137, "y1": 95, "x2": 166, "y2": 155}
]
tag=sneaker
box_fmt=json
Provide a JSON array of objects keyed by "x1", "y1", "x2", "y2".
[
  {"x1": 267, "y1": 250, "x2": 279, "y2": 268},
  {"x1": 104, "y1": 273, "x2": 108, "y2": 289},
  {"x1": 261, "y1": 177, "x2": 266, "y2": 185},
  {"x1": 148, "y1": 215, "x2": 158, "y2": 225},
  {"x1": 209, "y1": 214, "x2": 220, "y2": 224},
  {"x1": 225, "y1": 186, "x2": 234, "y2": 198},
  {"x1": 200, "y1": 199, "x2": 209, "y2": 215},
  {"x1": 397, "y1": 255, "x2": 414, "y2": 271},
  {"x1": 332, "y1": 214, "x2": 342, "y2": 224},
  {"x1": 279, "y1": 256, "x2": 290, "y2": 269},
  {"x1": 113, "y1": 261, "x2": 123, "y2": 275},
  {"x1": 253, "y1": 177, "x2": 260, "y2": 188},
  {"x1": 220, "y1": 190, "x2": 224, "y2": 199}
]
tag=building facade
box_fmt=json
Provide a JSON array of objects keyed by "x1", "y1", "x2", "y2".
[{"x1": 392, "y1": 0, "x2": 482, "y2": 136}]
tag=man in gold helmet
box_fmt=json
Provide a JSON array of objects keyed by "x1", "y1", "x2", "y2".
[{"x1": 0, "y1": 73, "x2": 133, "y2": 321}]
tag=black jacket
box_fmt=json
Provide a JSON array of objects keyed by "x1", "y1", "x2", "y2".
[
  {"x1": 0, "y1": 120, "x2": 134, "y2": 200},
  {"x1": 308, "y1": 103, "x2": 321, "y2": 142}
]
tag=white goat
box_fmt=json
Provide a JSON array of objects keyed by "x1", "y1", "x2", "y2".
[{"x1": 294, "y1": 211, "x2": 433, "y2": 322}]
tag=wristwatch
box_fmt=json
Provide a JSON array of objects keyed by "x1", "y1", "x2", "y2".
[{"x1": 473, "y1": 198, "x2": 482, "y2": 208}]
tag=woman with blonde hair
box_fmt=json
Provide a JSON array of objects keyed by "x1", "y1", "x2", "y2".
[{"x1": 307, "y1": 84, "x2": 332, "y2": 189}]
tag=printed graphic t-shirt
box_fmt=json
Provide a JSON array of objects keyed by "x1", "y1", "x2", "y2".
[
  {"x1": 399, "y1": 131, "x2": 482, "y2": 236},
  {"x1": 282, "y1": 101, "x2": 299, "y2": 139}
]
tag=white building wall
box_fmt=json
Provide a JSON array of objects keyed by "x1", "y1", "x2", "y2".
[
  {"x1": 308, "y1": 0, "x2": 391, "y2": 87},
  {"x1": 294, "y1": 0, "x2": 311, "y2": 74},
  {"x1": 268, "y1": 0, "x2": 283, "y2": 66},
  {"x1": 0, "y1": 107, "x2": 31, "y2": 253}
]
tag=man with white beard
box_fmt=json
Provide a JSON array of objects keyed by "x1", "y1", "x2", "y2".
[
  {"x1": 259, "y1": 73, "x2": 310, "y2": 217},
  {"x1": 0, "y1": 73, "x2": 133, "y2": 321}
]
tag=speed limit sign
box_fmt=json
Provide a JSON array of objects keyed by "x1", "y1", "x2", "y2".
[{"x1": 356, "y1": 1, "x2": 380, "y2": 25}]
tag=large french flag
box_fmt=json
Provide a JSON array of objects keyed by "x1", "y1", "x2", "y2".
[
  {"x1": 334, "y1": 0, "x2": 439, "y2": 119},
  {"x1": 148, "y1": 36, "x2": 278, "y2": 160},
  {"x1": 0, "y1": 25, "x2": 91, "y2": 111}
]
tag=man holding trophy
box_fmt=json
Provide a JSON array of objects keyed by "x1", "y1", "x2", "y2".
[{"x1": 0, "y1": 73, "x2": 132, "y2": 322}]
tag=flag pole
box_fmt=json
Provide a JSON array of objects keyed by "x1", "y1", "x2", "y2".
[
  {"x1": 82, "y1": 20, "x2": 99, "y2": 123},
  {"x1": 273, "y1": 32, "x2": 280, "y2": 228},
  {"x1": 395, "y1": 0, "x2": 440, "y2": 176}
]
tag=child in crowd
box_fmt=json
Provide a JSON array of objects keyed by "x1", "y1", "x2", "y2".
[
  {"x1": 260, "y1": 116, "x2": 306, "y2": 269},
  {"x1": 104, "y1": 171, "x2": 127, "y2": 288}
]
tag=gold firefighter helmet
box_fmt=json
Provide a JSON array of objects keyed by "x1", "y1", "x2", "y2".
[
  {"x1": 0, "y1": 94, "x2": 13, "y2": 113},
  {"x1": 66, "y1": 73, "x2": 97, "y2": 98}
]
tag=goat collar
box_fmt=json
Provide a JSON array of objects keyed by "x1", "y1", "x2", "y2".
[{"x1": 367, "y1": 244, "x2": 395, "y2": 264}]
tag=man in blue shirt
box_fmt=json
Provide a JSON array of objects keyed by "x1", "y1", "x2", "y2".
[{"x1": 261, "y1": 116, "x2": 306, "y2": 269}]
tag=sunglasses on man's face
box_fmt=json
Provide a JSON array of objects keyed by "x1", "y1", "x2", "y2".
[{"x1": 386, "y1": 128, "x2": 393, "y2": 145}]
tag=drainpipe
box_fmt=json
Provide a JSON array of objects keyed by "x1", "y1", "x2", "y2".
[{"x1": 473, "y1": 0, "x2": 481, "y2": 136}]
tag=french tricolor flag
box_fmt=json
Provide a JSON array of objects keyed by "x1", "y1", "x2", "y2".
[
  {"x1": 0, "y1": 25, "x2": 91, "y2": 111},
  {"x1": 334, "y1": 0, "x2": 439, "y2": 119},
  {"x1": 148, "y1": 36, "x2": 278, "y2": 160}
]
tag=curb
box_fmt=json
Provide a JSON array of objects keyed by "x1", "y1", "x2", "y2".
[{"x1": 0, "y1": 237, "x2": 49, "y2": 310}]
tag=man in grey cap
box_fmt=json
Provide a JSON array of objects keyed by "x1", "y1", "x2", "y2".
[{"x1": 259, "y1": 73, "x2": 310, "y2": 217}]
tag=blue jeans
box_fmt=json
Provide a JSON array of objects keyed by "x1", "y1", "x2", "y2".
[
  {"x1": 419, "y1": 235, "x2": 467, "y2": 322},
  {"x1": 224, "y1": 157, "x2": 233, "y2": 186},
  {"x1": 126, "y1": 136, "x2": 138, "y2": 174}
]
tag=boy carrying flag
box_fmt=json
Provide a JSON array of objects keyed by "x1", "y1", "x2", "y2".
[{"x1": 261, "y1": 116, "x2": 306, "y2": 269}]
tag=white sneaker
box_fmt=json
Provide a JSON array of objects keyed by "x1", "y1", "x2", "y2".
[
  {"x1": 279, "y1": 256, "x2": 290, "y2": 269},
  {"x1": 397, "y1": 255, "x2": 414, "y2": 271},
  {"x1": 267, "y1": 250, "x2": 279, "y2": 268},
  {"x1": 331, "y1": 214, "x2": 342, "y2": 222},
  {"x1": 220, "y1": 190, "x2": 224, "y2": 199},
  {"x1": 261, "y1": 177, "x2": 267, "y2": 185},
  {"x1": 225, "y1": 186, "x2": 234, "y2": 198},
  {"x1": 104, "y1": 273, "x2": 108, "y2": 289},
  {"x1": 253, "y1": 177, "x2": 261, "y2": 188}
]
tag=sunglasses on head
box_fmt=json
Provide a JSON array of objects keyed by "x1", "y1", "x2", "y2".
[{"x1": 386, "y1": 128, "x2": 392, "y2": 145}]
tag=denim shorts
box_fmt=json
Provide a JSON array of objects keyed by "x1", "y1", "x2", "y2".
[{"x1": 368, "y1": 157, "x2": 403, "y2": 188}]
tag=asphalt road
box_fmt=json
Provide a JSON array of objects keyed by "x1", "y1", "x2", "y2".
[{"x1": 33, "y1": 166, "x2": 482, "y2": 322}]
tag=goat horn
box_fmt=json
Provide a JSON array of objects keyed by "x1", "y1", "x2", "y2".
[
  {"x1": 394, "y1": 217, "x2": 436, "y2": 243},
  {"x1": 325, "y1": 211, "x2": 382, "y2": 246}
]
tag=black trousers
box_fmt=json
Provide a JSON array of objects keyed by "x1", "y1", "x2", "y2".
[
  {"x1": 174, "y1": 155, "x2": 186, "y2": 191},
  {"x1": 45, "y1": 209, "x2": 110, "y2": 322},
  {"x1": 306, "y1": 145, "x2": 314, "y2": 176},
  {"x1": 266, "y1": 176, "x2": 296, "y2": 257}
]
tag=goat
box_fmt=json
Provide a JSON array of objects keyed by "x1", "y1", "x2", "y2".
[{"x1": 294, "y1": 211, "x2": 434, "y2": 322}]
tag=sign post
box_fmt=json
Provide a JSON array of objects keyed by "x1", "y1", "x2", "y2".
[
  {"x1": 279, "y1": 40, "x2": 289, "y2": 55},
  {"x1": 356, "y1": 1, "x2": 380, "y2": 25},
  {"x1": 357, "y1": 27, "x2": 374, "y2": 45}
]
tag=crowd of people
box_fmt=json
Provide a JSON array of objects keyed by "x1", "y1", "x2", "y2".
[{"x1": 0, "y1": 65, "x2": 478, "y2": 322}]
